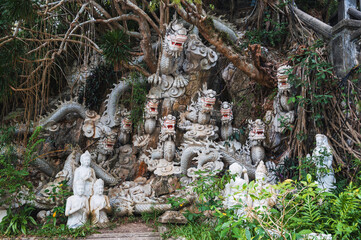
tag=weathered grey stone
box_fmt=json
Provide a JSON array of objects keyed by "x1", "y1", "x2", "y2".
[{"x1": 158, "y1": 211, "x2": 188, "y2": 224}]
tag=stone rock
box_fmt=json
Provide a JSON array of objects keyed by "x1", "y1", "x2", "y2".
[
  {"x1": 0, "y1": 208, "x2": 7, "y2": 223},
  {"x1": 158, "y1": 211, "x2": 187, "y2": 224}
]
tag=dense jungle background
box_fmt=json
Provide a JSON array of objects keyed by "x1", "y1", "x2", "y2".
[{"x1": 1, "y1": 0, "x2": 361, "y2": 239}]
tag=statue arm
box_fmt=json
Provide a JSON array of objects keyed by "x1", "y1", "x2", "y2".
[
  {"x1": 65, "y1": 198, "x2": 71, "y2": 216},
  {"x1": 105, "y1": 196, "x2": 112, "y2": 213},
  {"x1": 66, "y1": 198, "x2": 83, "y2": 215}
]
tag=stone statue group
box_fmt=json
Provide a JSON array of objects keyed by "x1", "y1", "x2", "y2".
[{"x1": 65, "y1": 151, "x2": 111, "y2": 229}]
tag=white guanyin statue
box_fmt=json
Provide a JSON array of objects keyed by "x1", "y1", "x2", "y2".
[
  {"x1": 311, "y1": 134, "x2": 336, "y2": 192},
  {"x1": 250, "y1": 161, "x2": 276, "y2": 215},
  {"x1": 90, "y1": 179, "x2": 111, "y2": 227},
  {"x1": 223, "y1": 163, "x2": 250, "y2": 217},
  {"x1": 74, "y1": 151, "x2": 96, "y2": 197},
  {"x1": 65, "y1": 180, "x2": 90, "y2": 229}
]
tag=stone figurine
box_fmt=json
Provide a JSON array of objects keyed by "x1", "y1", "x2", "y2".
[
  {"x1": 223, "y1": 163, "x2": 250, "y2": 217},
  {"x1": 65, "y1": 180, "x2": 90, "y2": 229},
  {"x1": 248, "y1": 119, "x2": 266, "y2": 165},
  {"x1": 74, "y1": 151, "x2": 96, "y2": 197},
  {"x1": 311, "y1": 134, "x2": 336, "y2": 192},
  {"x1": 250, "y1": 161, "x2": 276, "y2": 214},
  {"x1": 90, "y1": 179, "x2": 111, "y2": 227}
]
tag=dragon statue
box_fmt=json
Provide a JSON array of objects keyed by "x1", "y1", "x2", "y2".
[
  {"x1": 144, "y1": 97, "x2": 159, "y2": 135},
  {"x1": 148, "y1": 19, "x2": 218, "y2": 99}
]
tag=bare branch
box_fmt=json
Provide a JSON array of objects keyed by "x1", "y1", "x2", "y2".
[{"x1": 120, "y1": 0, "x2": 162, "y2": 36}]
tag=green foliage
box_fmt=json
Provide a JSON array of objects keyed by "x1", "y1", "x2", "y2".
[
  {"x1": 163, "y1": 221, "x2": 220, "y2": 240},
  {"x1": 0, "y1": 0, "x2": 38, "y2": 22},
  {"x1": 30, "y1": 222, "x2": 97, "y2": 238},
  {"x1": 120, "y1": 72, "x2": 148, "y2": 127},
  {"x1": 288, "y1": 40, "x2": 336, "y2": 127},
  {"x1": 244, "y1": 11, "x2": 287, "y2": 47},
  {"x1": 100, "y1": 30, "x2": 131, "y2": 68},
  {"x1": 44, "y1": 180, "x2": 72, "y2": 225},
  {"x1": 0, "y1": 205, "x2": 37, "y2": 236},
  {"x1": 0, "y1": 126, "x2": 44, "y2": 206},
  {"x1": 80, "y1": 64, "x2": 118, "y2": 111}
]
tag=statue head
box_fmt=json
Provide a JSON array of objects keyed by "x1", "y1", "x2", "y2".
[
  {"x1": 220, "y1": 102, "x2": 233, "y2": 124},
  {"x1": 145, "y1": 98, "x2": 159, "y2": 118},
  {"x1": 277, "y1": 65, "x2": 292, "y2": 91},
  {"x1": 248, "y1": 119, "x2": 266, "y2": 141},
  {"x1": 165, "y1": 19, "x2": 189, "y2": 56},
  {"x1": 94, "y1": 179, "x2": 104, "y2": 195},
  {"x1": 229, "y1": 163, "x2": 243, "y2": 176},
  {"x1": 80, "y1": 151, "x2": 92, "y2": 167},
  {"x1": 120, "y1": 109, "x2": 132, "y2": 133},
  {"x1": 199, "y1": 86, "x2": 216, "y2": 113},
  {"x1": 255, "y1": 161, "x2": 268, "y2": 184},
  {"x1": 73, "y1": 180, "x2": 85, "y2": 196},
  {"x1": 98, "y1": 126, "x2": 117, "y2": 153},
  {"x1": 315, "y1": 134, "x2": 329, "y2": 148},
  {"x1": 161, "y1": 115, "x2": 176, "y2": 135}
]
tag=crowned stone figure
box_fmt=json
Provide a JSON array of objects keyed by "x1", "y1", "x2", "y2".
[
  {"x1": 65, "y1": 180, "x2": 90, "y2": 229},
  {"x1": 311, "y1": 134, "x2": 336, "y2": 192},
  {"x1": 74, "y1": 151, "x2": 96, "y2": 197},
  {"x1": 90, "y1": 179, "x2": 111, "y2": 227}
]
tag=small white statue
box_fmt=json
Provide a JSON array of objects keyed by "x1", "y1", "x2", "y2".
[
  {"x1": 65, "y1": 180, "x2": 90, "y2": 229},
  {"x1": 251, "y1": 161, "x2": 276, "y2": 214},
  {"x1": 90, "y1": 179, "x2": 111, "y2": 227},
  {"x1": 74, "y1": 151, "x2": 96, "y2": 197},
  {"x1": 311, "y1": 134, "x2": 336, "y2": 192},
  {"x1": 223, "y1": 163, "x2": 250, "y2": 217}
]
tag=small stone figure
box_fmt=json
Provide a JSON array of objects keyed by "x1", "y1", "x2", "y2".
[
  {"x1": 74, "y1": 151, "x2": 96, "y2": 197},
  {"x1": 90, "y1": 179, "x2": 111, "y2": 227},
  {"x1": 311, "y1": 134, "x2": 336, "y2": 192},
  {"x1": 65, "y1": 180, "x2": 90, "y2": 229},
  {"x1": 223, "y1": 163, "x2": 250, "y2": 217},
  {"x1": 251, "y1": 161, "x2": 276, "y2": 214}
]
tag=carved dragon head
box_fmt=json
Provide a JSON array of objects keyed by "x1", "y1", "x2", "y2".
[
  {"x1": 120, "y1": 109, "x2": 132, "y2": 133},
  {"x1": 164, "y1": 19, "x2": 192, "y2": 57},
  {"x1": 277, "y1": 65, "x2": 292, "y2": 91},
  {"x1": 97, "y1": 125, "x2": 118, "y2": 154},
  {"x1": 248, "y1": 119, "x2": 266, "y2": 141},
  {"x1": 160, "y1": 114, "x2": 176, "y2": 136},
  {"x1": 198, "y1": 86, "x2": 216, "y2": 113},
  {"x1": 220, "y1": 101, "x2": 233, "y2": 124},
  {"x1": 145, "y1": 97, "x2": 159, "y2": 118}
]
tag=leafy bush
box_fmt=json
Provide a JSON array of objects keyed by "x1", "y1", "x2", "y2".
[
  {"x1": 100, "y1": 30, "x2": 131, "y2": 71},
  {"x1": 0, "y1": 126, "x2": 43, "y2": 206},
  {"x1": 0, "y1": 205, "x2": 37, "y2": 235}
]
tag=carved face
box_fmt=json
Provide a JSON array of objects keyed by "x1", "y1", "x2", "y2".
[
  {"x1": 74, "y1": 182, "x2": 85, "y2": 196},
  {"x1": 199, "y1": 90, "x2": 216, "y2": 113},
  {"x1": 161, "y1": 115, "x2": 176, "y2": 135},
  {"x1": 277, "y1": 65, "x2": 292, "y2": 91},
  {"x1": 220, "y1": 102, "x2": 233, "y2": 124},
  {"x1": 165, "y1": 22, "x2": 188, "y2": 54},
  {"x1": 121, "y1": 117, "x2": 132, "y2": 133},
  {"x1": 94, "y1": 181, "x2": 104, "y2": 195},
  {"x1": 316, "y1": 134, "x2": 328, "y2": 148},
  {"x1": 99, "y1": 132, "x2": 117, "y2": 152},
  {"x1": 249, "y1": 119, "x2": 266, "y2": 140},
  {"x1": 80, "y1": 152, "x2": 91, "y2": 167},
  {"x1": 145, "y1": 99, "x2": 159, "y2": 117}
]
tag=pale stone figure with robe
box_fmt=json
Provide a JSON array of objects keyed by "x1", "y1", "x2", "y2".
[
  {"x1": 90, "y1": 179, "x2": 111, "y2": 227},
  {"x1": 251, "y1": 161, "x2": 276, "y2": 215},
  {"x1": 65, "y1": 180, "x2": 90, "y2": 229},
  {"x1": 311, "y1": 134, "x2": 336, "y2": 192},
  {"x1": 74, "y1": 151, "x2": 96, "y2": 197},
  {"x1": 223, "y1": 163, "x2": 251, "y2": 217}
]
